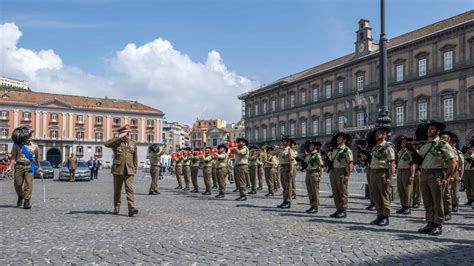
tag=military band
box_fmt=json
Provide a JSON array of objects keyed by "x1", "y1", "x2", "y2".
[{"x1": 6, "y1": 121, "x2": 473, "y2": 235}]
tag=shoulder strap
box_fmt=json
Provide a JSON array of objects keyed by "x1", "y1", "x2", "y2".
[{"x1": 19, "y1": 144, "x2": 38, "y2": 173}]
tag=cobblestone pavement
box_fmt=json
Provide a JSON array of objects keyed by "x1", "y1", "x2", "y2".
[{"x1": 0, "y1": 169, "x2": 473, "y2": 265}]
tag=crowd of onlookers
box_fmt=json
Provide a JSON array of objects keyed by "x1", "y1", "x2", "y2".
[{"x1": 0, "y1": 154, "x2": 10, "y2": 178}]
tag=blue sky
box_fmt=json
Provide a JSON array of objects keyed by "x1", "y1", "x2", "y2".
[{"x1": 0, "y1": 0, "x2": 472, "y2": 123}]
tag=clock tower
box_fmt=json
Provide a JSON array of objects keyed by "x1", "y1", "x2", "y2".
[{"x1": 355, "y1": 19, "x2": 374, "y2": 58}]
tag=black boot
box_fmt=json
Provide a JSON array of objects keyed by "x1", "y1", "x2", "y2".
[
  {"x1": 17, "y1": 196, "x2": 23, "y2": 207},
  {"x1": 445, "y1": 213, "x2": 452, "y2": 221},
  {"x1": 330, "y1": 209, "x2": 341, "y2": 218},
  {"x1": 428, "y1": 224, "x2": 442, "y2": 236},
  {"x1": 248, "y1": 190, "x2": 257, "y2": 195},
  {"x1": 215, "y1": 193, "x2": 224, "y2": 198},
  {"x1": 128, "y1": 208, "x2": 138, "y2": 217},
  {"x1": 452, "y1": 205, "x2": 458, "y2": 213},
  {"x1": 175, "y1": 185, "x2": 182, "y2": 189},
  {"x1": 264, "y1": 192, "x2": 274, "y2": 197},
  {"x1": 412, "y1": 202, "x2": 420, "y2": 208},
  {"x1": 396, "y1": 207, "x2": 406, "y2": 214},
  {"x1": 202, "y1": 191, "x2": 211, "y2": 195},
  {"x1": 366, "y1": 202, "x2": 376, "y2": 210},
  {"x1": 402, "y1": 208, "x2": 411, "y2": 215},
  {"x1": 378, "y1": 216, "x2": 389, "y2": 226},
  {"x1": 305, "y1": 206, "x2": 318, "y2": 213},
  {"x1": 277, "y1": 202, "x2": 291, "y2": 209},
  {"x1": 335, "y1": 210, "x2": 347, "y2": 219},
  {"x1": 235, "y1": 195, "x2": 247, "y2": 201},
  {"x1": 370, "y1": 215, "x2": 383, "y2": 225},
  {"x1": 233, "y1": 188, "x2": 239, "y2": 192},
  {"x1": 418, "y1": 222, "x2": 434, "y2": 234},
  {"x1": 464, "y1": 200, "x2": 472, "y2": 206},
  {"x1": 23, "y1": 199, "x2": 31, "y2": 209},
  {"x1": 257, "y1": 186, "x2": 263, "y2": 190}
]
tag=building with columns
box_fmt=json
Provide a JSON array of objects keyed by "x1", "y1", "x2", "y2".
[
  {"x1": 239, "y1": 11, "x2": 474, "y2": 147},
  {"x1": 0, "y1": 90, "x2": 164, "y2": 167}
]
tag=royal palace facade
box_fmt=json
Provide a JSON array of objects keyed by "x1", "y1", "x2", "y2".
[
  {"x1": 239, "y1": 11, "x2": 474, "y2": 148},
  {"x1": 0, "y1": 90, "x2": 164, "y2": 166}
]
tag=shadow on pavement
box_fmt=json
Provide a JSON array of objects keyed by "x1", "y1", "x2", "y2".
[
  {"x1": 0, "y1": 204, "x2": 18, "y2": 209},
  {"x1": 67, "y1": 210, "x2": 116, "y2": 215}
]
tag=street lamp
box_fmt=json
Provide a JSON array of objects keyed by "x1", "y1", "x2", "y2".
[{"x1": 376, "y1": 0, "x2": 391, "y2": 127}]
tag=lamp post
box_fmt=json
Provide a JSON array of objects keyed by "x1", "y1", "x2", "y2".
[{"x1": 376, "y1": 0, "x2": 391, "y2": 127}]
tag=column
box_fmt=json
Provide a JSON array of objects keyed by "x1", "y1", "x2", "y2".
[
  {"x1": 35, "y1": 111, "x2": 40, "y2": 138},
  {"x1": 13, "y1": 109, "x2": 19, "y2": 128},
  {"x1": 69, "y1": 113, "x2": 74, "y2": 139},
  {"x1": 458, "y1": 77, "x2": 467, "y2": 119},
  {"x1": 88, "y1": 114, "x2": 93, "y2": 140},
  {"x1": 431, "y1": 83, "x2": 439, "y2": 120},
  {"x1": 62, "y1": 112, "x2": 67, "y2": 138},
  {"x1": 124, "y1": 116, "x2": 128, "y2": 124},
  {"x1": 141, "y1": 118, "x2": 145, "y2": 142},
  {"x1": 42, "y1": 111, "x2": 48, "y2": 138},
  {"x1": 432, "y1": 42, "x2": 438, "y2": 70},
  {"x1": 407, "y1": 88, "x2": 414, "y2": 123},
  {"x1": 106, "y1": 115, "x2": 111, "y2": 139}
]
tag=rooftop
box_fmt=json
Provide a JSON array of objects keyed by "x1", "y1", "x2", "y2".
[{"x1": 1, "y1": 90, "x2": 164, "y2": 115}]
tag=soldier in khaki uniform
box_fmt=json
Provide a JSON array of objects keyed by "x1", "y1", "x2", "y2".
[
  {"x1": 264, "y1": 146, "x2": 278, "y2": 197},
  {"x1": 7, "y1": 127, "x2": 42, "y2": 209},
  {"x1": 212, "y1": 155, "x2": 218, "y2": 189},
  {"x1": 417, "y1": 121, "x2": 456, "y2": 236},
  {"x1": 67, "y1": 153, "x2": 78, "y2": 182},
  {"x1": 450, "y1": 137, "x2": 464, "y2": 213},
  {"x1": 366, "y1": 126, "x2": 395, "y2": 226},
  {"x1": 277, "y1": 135, "x2": 296, "y2": 209},
  {"x1": 104, "y1": 124, "x2": 139, "y2": 217},
  {"x1": 148, "y1": 143, "x2": 167, "y2": 195},
  {"x1": 230, "y1": 137, "x2": 250, "y2": 201},
  {"x1": 329, "y1": 133, "x2": 353, "y2": 218},
  {"x1": 173, "y1": 152, "x2": 184, "y2": 189},
  {"x1": 214, "y1": 144, "x2": 229, "y2": 198},
  {"x1": 464, "y1": 142, "x2": 474, "y2": 205},
  {"x1": 304, "y1": 139, "x2": 323, "y2": 214},
  {"x1": 190, "y1": 148, "x2": 201, "y2": 193},
  {"x1": 439, "y1": 131, "x2": 459, "y2": 221},
  {"x1": 274, "y1": 153, "x2": 281, "y2": 192},
  {"x1": 257, "y1": 145, "x2": 266, "y2": 190},
  {"x1": 201, "y1": 147, "x2": 213, "y2": 195},
  {"x1": 248, "y1": 146, "x2": 258, "y2": 194},
  {"x1": 182, "y1": 147, "x2": 192, "y2": 191},
  {"x1": 395, "y1": 136, "x2": 415, "y2": 215}
]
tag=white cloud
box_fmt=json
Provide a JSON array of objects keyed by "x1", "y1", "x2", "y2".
[{"x1": 0, "y1": 22, "x2": 258, "y2": 124}]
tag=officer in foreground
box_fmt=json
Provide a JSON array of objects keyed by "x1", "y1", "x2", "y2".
[{"x1": 104, "y1": 124, "x2": 139, "y2": 217}]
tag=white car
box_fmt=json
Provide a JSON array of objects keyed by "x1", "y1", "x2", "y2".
[{"x1": 58, "y1": 160, "x2": 92, "y2": 181}]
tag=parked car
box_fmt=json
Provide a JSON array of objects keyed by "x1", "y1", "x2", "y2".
[
  {"x1": 59, "y1": 160, "x2": 92, "y2": 181},
  {"x1": 34, "y1": 160, "x2": 54, "y2": 179}
]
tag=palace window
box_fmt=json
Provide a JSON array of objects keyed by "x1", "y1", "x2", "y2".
[
  {"x1": 356, "y1": 111, "x2": 364, "y2": 127},
  {"x1": 130, "y1": 118, "x2": 138, "y2": 127},
  {"x1": 271, "y1": 99, "x2": 276, "y2": 112},
  {"x1": 114, "y1": 117, "x2": 121, "y2": 126},
  {"x1": 443, "y1": 50, "x2": 453, "y2": 71},
  {"x1": 95, "y1": 131, "x2": 103, "y2": 141},
  {"x1": 357, "y1": 75, "x2": 364, "y2": 91},
  {"x1": 262, "y1": 127, "x2": 267, "y2": 141},
  {"x1": 95, "y1": 146, "x2": 102, "y2": 156},
  {"x1": 280, "y1": 123, "x2": 285, "y2": 135},
  {"x1": 312, "y1": 85, "x2": 319, "y2": 102},
  {"x1": 255, "y1": 104, "x2": 259, "y2": 116},
  {"x1": 325, "y1": 84, "x2": 332, "y2": 99},
  {"x1": 76, "y1": 131, "x2": 85, "y2": 140},
  {"x1": 254, "y1": 128, "x2": 259, "y2": 141},
  {"x1": 338, "y1": 81, "x2": 344, "y2": 94},
  {"x1": 312, "y1": 118, "x2": 319, "y2": 136},
  {"x1": 338, "y1": 116, "x2": 346, "y2": 131},
  {"x1": 77, "y1": 114, "x2": 84, "y2": 124},
  {"x1": 147, "y1": 133, "x2": 155, "y2": 143},
  {"x1": 95, "y1": 116, "x2": 103, "y2": 125},
  {"x1": 50, "y1": 129, "x2": 59, "y2": 139},
  {"x1": 50, "y1": 113, "x2": 58, "y2": 122},
  {"x1": 131, "y1": 131, "x2": 138, "y2": 141},
  {"x1": 396, "y1": 64, "x2": 404, "y2": 82},
  {"x1": 325, "y1": 117, "x2": 332, "y2": 135},
  {"x1": 262, "y1": 101, "x2": 267, "y2": 114},
  {"x1": 271, "y1": 124, "x2": 276, "y2": 140},
  {"x1": 147, "y1": 119, "x2": 154, "y2": 128},
  {"x1": 443, "y1": 97, "x2": 454, "y2": 121},
  {"x1": 280, "y1": 96, "x2": 285, "y2": 110},
  {"x1": 418, "y1": 101, "x2": 428, "y2": 121},
  {"x1": 0, "y1": 110, "x2": 8, "y2": 119},
  {"x1": 418, "y1": 58, "x2": 427, "y2": 77},
  {"x1": 301, "y1": 91, "x2": 306, "y2": 105},
  {"x1": 301, "y1": 120, "x2": 307, "y2": 137},
  {"x1": 76, "y1": 146, "x2": 83, "y2": 155},
  {"x1": 395, "y1": 105, "x2": 404, "y2": 126}
]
